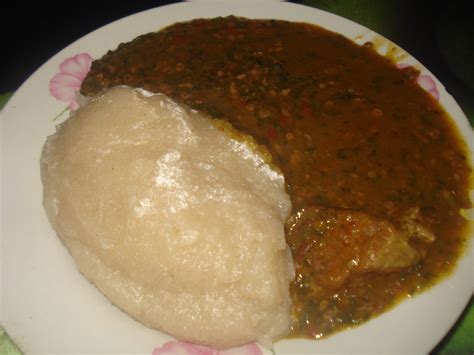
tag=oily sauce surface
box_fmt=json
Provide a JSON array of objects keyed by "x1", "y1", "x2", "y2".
[{"x1": 81, "y1": 17, "x2": 472, "y2": 338}]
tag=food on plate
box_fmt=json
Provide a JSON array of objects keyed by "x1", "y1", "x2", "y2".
[
  {"x1": 40, "y1": 86, "x2": 294, "y2": 349},
  {"x1": 80, "y1": 16, "x2": 473, "y2": 338},
  {"x1": 286, "y1": 205, "x2": 438, "y2": 335},
  {"x1": 287, "y1": 206, "x2": 435, "y2": 292}
]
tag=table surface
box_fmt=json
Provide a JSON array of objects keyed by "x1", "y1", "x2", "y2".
[{"x1": 1, "y1": 1, "x2": 473, "y2": 354}]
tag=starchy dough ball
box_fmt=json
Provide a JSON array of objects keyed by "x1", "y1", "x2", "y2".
[{"x1": 40, "y1": 86, "x2": 294, "y2": 349}]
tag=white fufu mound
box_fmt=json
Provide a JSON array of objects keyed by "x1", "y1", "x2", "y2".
[{"x1": 40, "y1": 86, "x2": 294, "y2": 349}]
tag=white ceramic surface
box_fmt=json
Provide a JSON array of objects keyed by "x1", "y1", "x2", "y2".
[{"x1": 1, "y1": 2, "x2": 473, "y2": 354}]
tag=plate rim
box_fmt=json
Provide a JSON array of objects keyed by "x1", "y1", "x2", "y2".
[{"x1": 1, "y1": 2, "x2": 473, "y2": 354}]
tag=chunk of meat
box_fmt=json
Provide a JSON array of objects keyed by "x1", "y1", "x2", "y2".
[
  {"x1": 400, "y1": 207, "x2": 436, "y2": 243},
  {"x1": 286, "y1": 206, "x2": 434, "y2": 291}
]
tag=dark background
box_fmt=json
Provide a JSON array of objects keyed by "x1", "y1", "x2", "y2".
[
  {"x1": 1, "y1": 1, "x2": 176, "y2": 92},
  {"x1": 1, "y1": 1, "x2": 472, "y2": 352}
]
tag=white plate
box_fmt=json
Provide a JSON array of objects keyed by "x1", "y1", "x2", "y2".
[{"x1": 1, "y1": 2, "x2": 473, "y2": 354}]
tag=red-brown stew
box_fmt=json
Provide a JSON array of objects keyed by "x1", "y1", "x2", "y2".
[{"x1": 81, "y1": 16, "x2": 472, "y2": 339}]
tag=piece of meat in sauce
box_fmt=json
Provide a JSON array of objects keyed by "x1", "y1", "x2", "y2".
[{"x1": 286, "y1": 206, "x2": 435, "y2": 291}]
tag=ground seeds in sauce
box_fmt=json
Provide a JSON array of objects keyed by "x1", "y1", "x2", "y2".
[{"x1": 81, "y1": 16, "x2": 472, "y2": 339}]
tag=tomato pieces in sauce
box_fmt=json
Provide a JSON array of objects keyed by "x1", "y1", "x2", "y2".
[{"x1": 81, "y1": 16, "x2": 472, "y2": 339}]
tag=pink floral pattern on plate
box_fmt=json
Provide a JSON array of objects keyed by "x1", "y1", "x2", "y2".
[
  {"x1": 49, "y1": 53, "x2": 93, "y2": 110},
  {"x1": 397, "y1": 63, "x2": 440, "y2": 101},
  {"x1": 416, "y1": 74, "x2": 440, "y2": 101},
  {"x1": 152, "y1": 341, "x2": 263, "y2": 355}
]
